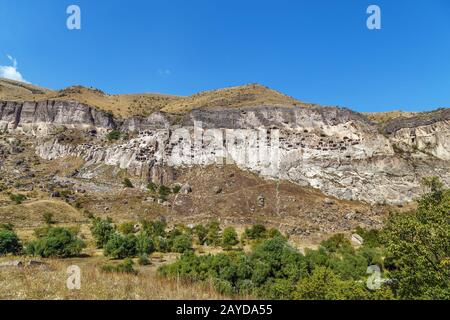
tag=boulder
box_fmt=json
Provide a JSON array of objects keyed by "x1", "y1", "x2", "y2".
[
  {"x1": 351, "y1": 234, "x2": 364, "y2": 245},
  {"x1": 180, "y1": 184, "x2": 192, "y2": 194},
  {"x1": 257, "y1": 194, "x2": 265, "y2": 207}
]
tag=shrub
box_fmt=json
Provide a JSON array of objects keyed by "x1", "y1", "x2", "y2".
[
  {"x1": 136, "y1": 232, "x2": 155, "y2": 255},
  {"x1": 158, "y1": 185, "x2": 171, "y2": 200},
  {"x1": 9, "y1": 193, "x2": 26, "y2": 205},
  {"x1": 153, "y1": 236, "x2": 169, "y2": 253},
  {"x1": 26, "y1": 227, "x2": 85, "y2": 258},
  {"x1": 118, "y1": 221, "x2": 136, "y2": 235},
  {"x1": 320, "y1": 234, "x2": 353, "y2": 254},
  {"x1": 101, "y1": 258, "x2": 137, "y2": 274},
  {"x1": 328, "y1": 251, "x2": 368, "y2": 281},
  {"x1": 138, "y1": 254, "x2": 151, "y2": 266},
  {"x1": 104, "y1": 233, "x2": 137, "y2": 259},
  {"x1": 171, "y1": 234, "x2": 193, "y2": 253},
  {"x1": 172, "y1": 185, "x2": 181, "y2": 194},
  {"x1": 205, "y1": 220, "x2": 221, "y2": 246},
  {"x1": 141, "y1": 219, "x2": 167, "y2": 238},
  {"x1": 90, "y1": 217, "x2": 115, "y2": 248},
  {"x1": 293, "y1": 267, "x2": 370, "y2": 300},
  {"x1": 106, "y1": 130, "x2": 121, "y2": 141},
  {"x1": 222, "y1": 227, "x2": 238, "y2": 249},
  {"x1": 123, "y1": 178, "x2": 134, "y2": 188},
  {"x1": 244, "y1": 224, "x2": 267, "y2": 240},
  {"x1": 0, "y1": 228, "x2": 22, "y2": 255},
  {"x1": 193, "y1": 224, "x2": 208, "y2": 245},
  {"x1": 147, "y1": 182, "x2": 157, "y2": 192},
  {"x1": 354, "y1": 226, "x2": 381, "y2": 248},
  {"x1": 0, "y1": 223, "x2": 14, "y2": 231},
  {"x1": 42, "y1": 212, "x2": 55, "y2": 225}
]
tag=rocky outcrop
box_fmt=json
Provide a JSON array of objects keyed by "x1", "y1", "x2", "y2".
[
  {"x1": 2, "y1": 99, "x2": 449, "y2": 205},
  {"x1": 0, "y1": 100, "x2": 170, "y2": 134}
]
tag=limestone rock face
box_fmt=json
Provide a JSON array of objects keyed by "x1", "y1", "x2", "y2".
[{"x1": 2, "y1": 100, "x2": 449, "y2": 204}]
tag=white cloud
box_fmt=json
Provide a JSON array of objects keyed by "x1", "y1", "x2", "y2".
[{"x1": 0, "y1": 55, "x2": 29, "y2": 83}]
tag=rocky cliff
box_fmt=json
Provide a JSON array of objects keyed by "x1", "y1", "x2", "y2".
[{"x1": 1, "y1": 99, "x2": 449, "y2": 205}]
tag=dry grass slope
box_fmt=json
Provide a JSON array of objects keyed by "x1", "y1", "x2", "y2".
[
  {"x1": 0, "y1": 258, "x2": 229, "y2": 300},
  {"x1": 0, "y1": 79, "x2": 309, "y2": 117},
  {"x1": 364, "y1": 110, "x2": 418, "y2": 124}
]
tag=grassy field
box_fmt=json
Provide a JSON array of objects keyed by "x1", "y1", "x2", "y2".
[{"x1": 0, "y1": 256, "x2": 230, "y2": 300}]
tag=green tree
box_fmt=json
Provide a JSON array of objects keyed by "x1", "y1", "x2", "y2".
[
  {"x1": 383, "y1": 177, "x2": 450, "y2": 299},
  {"x1": 136, "y1": 232, "x2": 155, "y2": 255},
  {"x1": 142, "y1": 219, "x2": 167, "y2": 238},
  {"x1": 193, "y1": 224, "x2": 208, "y2": 245},
  {"x1": 294, "y1": 267, "x2": 369, "y2": 300},
  {"x1": 104, "y1": 233, "x2": 137, "y2": 259},
  {"x1": 222, "y1": 227, "x2": 238, "y2": 249},
  {"x1": 171, "y1": 234, "x2": 193, "y2": 253},
  {"x1": 90, "y1": 217, "x2": 115, "y2": 248},
  {"x1": 26, "y1": 227, "x2": 85, "y2": 258},
  {"x1": 0, "y1": 227, "x2": 22, "y2": 255},
  {"x1": 320, "y1": 234, "x2": 353, "y2": 254},
  {"x1": 205, "y1": 220, "x2": 221, "y2": 246},
  {"x1": 244, "y1": 224, "x2": 267, "y2": 240}
]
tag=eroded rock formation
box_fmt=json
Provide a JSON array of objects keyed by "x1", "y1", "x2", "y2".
[{"x1": 1, "y1": 100, "x2": 449, "y2": 205}]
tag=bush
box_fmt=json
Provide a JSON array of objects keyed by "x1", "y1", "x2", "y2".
[
  {"x1": 205, "y1": 220, "x2": 221, "y2": 246},
  {"x1": 158, "y1": 185, "x2": 171, "y2": 200},
  {"x1": 106, "y1": 130, "x2": 121, "y2": 141},
  {"x1": 122, "y1": 178, "x2": 134, "y2": 188},
  {"x1": 193, "y1": 224, "x2": 208, "y2": 245},
  {"x1": 354, "y1": 227, "x2": 381, "y2": 248},
  {"x1": 172, "y1": 185, "x2": 181, "y2": 194},
  {"x1": 136, "y1": 232, "x2": 155, "y2": 255},
  {"x1": 222, "y1": 227, "x2": 238, "y2": 249},
  {"x1": 138, "y1": 254, "x2": 151, "y2": 266},
  {"x1": 118, "y1": 222, "x2": 136, "y2": 235},
  {"x1": 104, "y1": 233, "x2": 137, "y2": 259},
  {"x1": 147, "y1": 182, "x2": 157, "y2": 192},
  {"x1": 293, "y1": 267, "x2": 370, "y2": 300},
  {"x1": 0, "y1": 223, "x2": 14, "y2": 231},
  {"x1": 90, "y1": 217, "x2": 115, "y2": 248},
  {"x1": 171, "y1": 234, "x2": 193, "y2": 253},
  {"x1": 244, "y1": 224, "x2": 267, "y2": 240},
  {"x1": 141, "y1": 219, "x2": 167, "y2": 238},
  {"x1": 101, "y1": 258, "x2": 137, "y2": 274},
  {"x1": 9, "y1": 193, "x2": 26, "y2": 205},
  {"x1": 26, "y1": 227, "x2": 85, "y2": 258},
  {"x1": 0, "y1": 228, "x2": 22, "y2": 255},
  {"x1": 320, "y1": 234, "x2": 353, "y2": 254},
  {"x1": 42, "y1": 212, "x2": 55, "y2": 225},
  {"x1": 152, "y1": 236, "x2": 168, "y2": 253}
]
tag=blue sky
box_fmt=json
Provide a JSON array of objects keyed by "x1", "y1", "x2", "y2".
[{"x1": 0, "y1": 0, "x2": 449, "y2": 112}]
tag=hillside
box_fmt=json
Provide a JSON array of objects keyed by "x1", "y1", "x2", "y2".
[
  {"x1": 364, "y1": 110, "x2": 418, "y2": 125},
  {"x1": 0, "y1": 79, "x2": 307, "y2": 118}
]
